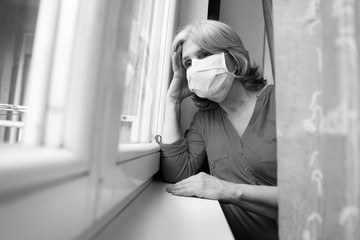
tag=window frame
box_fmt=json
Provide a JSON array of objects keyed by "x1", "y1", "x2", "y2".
[
  {"x1": 0, "y1": 0, "x2": 180, "y2": 238},
  {"x1": 94, "y1": 0, "x2": 180, "y2": 220},
  {"x1": 0, "y1": 0, "x2": 91, "y2": 195},
  {"x1": 0, "y1": 1, "x2": 142, "y2": 239},
  {"x1": 0, "y1": 0, "x2": 124, "y2": 194}
]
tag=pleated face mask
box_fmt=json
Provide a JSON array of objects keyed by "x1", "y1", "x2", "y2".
[{"x1": 186, "y1": 52, "x2": 237, "y2": 102}]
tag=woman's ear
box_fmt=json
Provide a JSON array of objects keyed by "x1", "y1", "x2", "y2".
[{"x1": 225, "y1": 53, "x2": 238, "y2": 74}]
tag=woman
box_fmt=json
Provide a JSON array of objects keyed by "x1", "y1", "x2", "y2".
[{"x1": 155, "y1": 20, "x2": 278, "y2": 240}]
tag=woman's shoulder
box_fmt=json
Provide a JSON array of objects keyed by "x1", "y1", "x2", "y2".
[{"x1": 193, "y1": 105, "x2": 222, "y2": 123}]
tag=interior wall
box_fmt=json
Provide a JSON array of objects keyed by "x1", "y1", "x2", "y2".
[
  {"x1": 219, "y1": 0, "x2": 264, "y2": 68},
  {"x1": 178, "y1": 0, "x2": 209, "y2": 28},
  {"x1": 220, "y1": 0, "x2": 274, "y2": 83}
]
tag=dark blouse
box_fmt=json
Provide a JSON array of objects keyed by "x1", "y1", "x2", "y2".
[{"x1": 156, "y1": 85, "x2": 278, "y2": 240}]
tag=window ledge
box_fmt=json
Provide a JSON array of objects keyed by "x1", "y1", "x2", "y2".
[
  {"x1": 0, "y1": 146, "x2": 87, "y2": 195},
  {"x1": 117, "y1": 142, "x2": 160, "y2": 163},
  {"x1": 93, "y1": 179, "x2": 234, "y2": 240}
]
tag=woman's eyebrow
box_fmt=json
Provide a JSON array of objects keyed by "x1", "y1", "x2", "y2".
[
  {"x1": 182, "y1": 48, "x2": 206, "y2": 61},
  {"x1": 197, "y1": 48, "x2": 208, "y2": 54}
]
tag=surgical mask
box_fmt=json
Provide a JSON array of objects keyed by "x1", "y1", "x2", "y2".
[{"x1": 186, "y1": 52, "x2": 237, "y2": 102}]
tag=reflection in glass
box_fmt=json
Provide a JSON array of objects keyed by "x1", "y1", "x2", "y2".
[
  {"x1": 0, "y1": 0, "x2": 39, "y2": 144},
  {"x1": 119, "y1": 0, "x2": 155, "y2": 143}
]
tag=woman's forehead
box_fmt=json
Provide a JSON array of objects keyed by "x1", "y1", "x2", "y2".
[{"x1": 182, "y1": 39, "x2": 202, "y2": 59}]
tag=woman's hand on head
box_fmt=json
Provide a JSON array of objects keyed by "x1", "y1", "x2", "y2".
[{"x1": 167, "y1": 45, "x2": 193, "y2": 104}]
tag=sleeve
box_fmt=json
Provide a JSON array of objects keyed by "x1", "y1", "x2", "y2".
[{"x1": 155, "y1": 112, "x2": 207, "y2": 183}]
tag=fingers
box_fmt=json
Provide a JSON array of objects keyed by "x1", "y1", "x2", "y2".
[
  {"x1": 177, "y1": 45, "x2": 185, "y2": 75},
  {"x1": 166, "y1": 174, "x2": 199, "y2": 196},
  {"x1": 166, "y1": 181, "x2": 187, "y2": 193},
  {"x1": 166, "y1": 184, "x2": 194, "y2": 197},
  {"x1": 169, "y1": 189, "x2": 193, "y2": 197},
  {"x1": 176, "y1": 44, "x2": 182, "y2": 63},
  {"x1": 165, "y1": 173, "x2": 221, "y2": 200},
  {"x1": 172, "y1": 45, "x2": 184, "y2": 72},
  {"x1": 172, "y1": 52, "x2": 178, "y2": 70},
  {"x1": 166, "y1": 177, "x2": 191, "y2": 193},
  {"x1": 166, "y1": 173, "x2": 205, "y2": 192}
]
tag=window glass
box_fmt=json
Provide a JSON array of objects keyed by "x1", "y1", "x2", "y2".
[
  {"x1": 0, "y1": 0, "x2": 40, "y2": 144},
  {"x1": 119, "y1": 0, "x2": 156, "y2": 143}
]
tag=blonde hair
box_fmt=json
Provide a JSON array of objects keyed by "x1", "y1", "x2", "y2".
[{"x1": 172, "y1": 20, "x2": 266, "y2": 110}]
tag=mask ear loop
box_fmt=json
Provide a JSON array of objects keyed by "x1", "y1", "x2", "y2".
[
  {"x1": 233, "y1": 66, "x2": 242, "y2": 78},
  {"x1": 225, "y1": 51, "x2": 241, "y2": 77}
]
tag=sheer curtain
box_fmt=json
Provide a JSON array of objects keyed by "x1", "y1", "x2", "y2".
[{"x1": 274, "y1": 0, "x2": 360, "y2": 239}]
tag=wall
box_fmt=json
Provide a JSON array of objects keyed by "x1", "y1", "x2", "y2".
[
  {"x1": 275, "y1": 0, "x2": 360, "y2": 239},
  {"x1": 178, "y1": 0, "x2": 209, "y2": 28},
  {"x1": 220, "y1": 0, "x2": 274, "y2": 84},
  {"x1": 219, "y1": 0, "x2": 264, "y2": 69}
]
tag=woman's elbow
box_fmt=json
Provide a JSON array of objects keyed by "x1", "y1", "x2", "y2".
[
  {"x1": 160, "y1": 164, "x2": 190, "y2": 183},
  {"x1": 161, "y1": 169, "x2": 187, "y2": 183}
]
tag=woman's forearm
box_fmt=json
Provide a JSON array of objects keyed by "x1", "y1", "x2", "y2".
[
  {"x1": 167, "y1": 173, "x2": 278, "y2": 219},
  {"x1": 222, "y1": 182, "x2": 278, "y2": 220},
  {"x1": 161, "y1": 97, "x2": 183, "y2": 144}
]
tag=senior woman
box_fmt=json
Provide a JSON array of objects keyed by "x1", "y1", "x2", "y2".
[{"x1": 155, "y1": 20, "x2": 278, "y2": 240}]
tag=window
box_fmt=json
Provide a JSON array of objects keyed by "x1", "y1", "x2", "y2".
[
  {"x1": 0, "y1": 0, "x2": 79, "y2": 147},
  {"x1": 119, "y1": 0, "x2": 154, "y2": 143},
  {"x1": 0, "y1": 0, "x2": 87, "y2": 190},
  {"x1": 0, "y1": 0, "x2": 179, "y2": 239},
  {"x1": 0, "y1": 0, "x2": 39, "y2": 144},
  {"x1": 119, "y1": 0, "x2": 176, "y2": 144}
]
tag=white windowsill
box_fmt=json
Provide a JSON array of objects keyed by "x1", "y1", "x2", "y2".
[
  {"x1": 93, "y1": 179, "x2": 234, "y2": 240},
  {"x1": 0, "y1": 146, "x2": 87, "y2": 195},
  {"x1": 117, "y1": 142, "x2": 160, "y2": 163}
]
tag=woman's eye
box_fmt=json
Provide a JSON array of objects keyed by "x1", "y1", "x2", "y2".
[
  {"x1": 184, "y1": 60, "x2": 192, "y2": 69},
  {"x1": 199, "y1": 52, "x2": 211, "y2": 59}
]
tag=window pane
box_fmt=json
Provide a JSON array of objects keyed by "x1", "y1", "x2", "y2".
[
  {"x1": 119, "y1": 0, "x2": 155, "y2": 143},
  {"x1": 0, "y1": 0, "x2": 40, "y2": 144}
]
